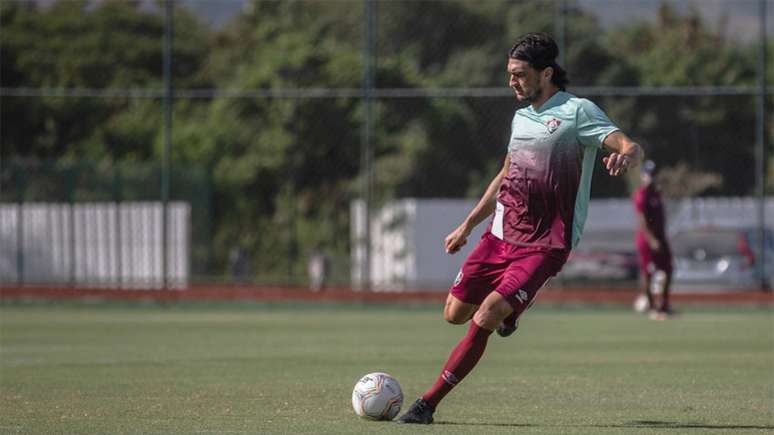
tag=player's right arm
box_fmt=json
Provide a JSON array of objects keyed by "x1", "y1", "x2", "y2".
[{"x1": 444, "y1": 153, "x2": 510, "y2": 254}]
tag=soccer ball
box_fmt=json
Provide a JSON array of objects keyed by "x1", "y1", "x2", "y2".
[{"x1": 351, "y1": 372, "x2": 403, "y2": 420}]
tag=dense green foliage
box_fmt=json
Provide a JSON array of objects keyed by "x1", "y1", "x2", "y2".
[
  {"x1": 1, "y1": 303, "x2": 772, "y2": 433},
  {"x1": 1, "y1": 0, "x2": 771, "y2": 280}
]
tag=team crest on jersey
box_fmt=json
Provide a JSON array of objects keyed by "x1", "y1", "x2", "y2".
[{"x1": 546, "y1": 118, "x2": 562, "y2": 134}]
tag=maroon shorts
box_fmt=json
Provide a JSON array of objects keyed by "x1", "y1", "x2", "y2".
[
  {"x1": 636, "y1": 236, "x2": 673, "y2": 275},
  {"x1": 450, "y1": 232, "x2": 568, "y2": 317}
]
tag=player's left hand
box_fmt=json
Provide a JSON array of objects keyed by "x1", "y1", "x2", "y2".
[{"x1": 603, "y1": 153, "x2": 632, "y2": 176}]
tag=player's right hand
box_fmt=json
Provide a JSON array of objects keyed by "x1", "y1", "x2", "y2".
[
  {"x1": 602, "y1": 152, "x2": 632, "y2": 176},
  {"x1": 444, "y1": 225, "x2": 469, "y2": 254}
]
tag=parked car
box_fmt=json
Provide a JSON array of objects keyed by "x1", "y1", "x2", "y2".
[
  {"x1": 671, "y1": 226, "x2": 774, "y2": 291},
  {"x1": 560, "y1": 230, "x2": 638, "y2": 282}
]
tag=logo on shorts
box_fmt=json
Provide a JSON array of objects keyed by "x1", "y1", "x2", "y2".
[
  {"x1": 453, "y1": 270, "x2": 463, "y2": 287},
  {"x1": 514, "y1": 289, "x2": 529, "y2": 304},
  {"x1": 442, "y1": 370, "x2": 459, "y2": 386},
  {"x1": 546, "y1": 118, "x2": 562, "y2": 134}
]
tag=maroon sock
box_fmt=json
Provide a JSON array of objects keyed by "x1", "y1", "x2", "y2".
[{"x1": 421, "y1": 321, "x2": 493, "y2": 408}]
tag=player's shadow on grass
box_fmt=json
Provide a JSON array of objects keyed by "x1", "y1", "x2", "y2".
[
  {"x1": 436, "y1": 421, "x2": 536, "y2": 428},
  {"x1": 437, "y1": 420, "x2": 774, "y2": 431},
  {"x1": 610, "y1": 420, "x2": 774, "y2": 430}
]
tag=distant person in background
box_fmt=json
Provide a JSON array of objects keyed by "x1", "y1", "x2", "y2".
[
  {"x1": 633, "y1": 160, "x2": 673, "y2": 320},
  {"x1": 229, "y1": 246, "x2": 251, "y2": 283},
  {"x1": 308, "y1": 246, "x2": 331, "y2": 291}
]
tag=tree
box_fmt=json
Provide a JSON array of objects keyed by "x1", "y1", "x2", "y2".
[
  {"x1": 3, "y1": 0, "x2": 770, "y2": 284},
  {"x1": 602, "y1": 3, "x2": 758, "y2": 196},
  {"x1": 1, "y1": 0, "x2": 209, "y2": 162}
]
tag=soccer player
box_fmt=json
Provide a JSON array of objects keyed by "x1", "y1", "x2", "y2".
[
  {"x1": 633, "y1": 160, "x2": 673, "y2": 320},
  {"x1": 397, "y1": 32, "x2": 643, "y2": 424}
]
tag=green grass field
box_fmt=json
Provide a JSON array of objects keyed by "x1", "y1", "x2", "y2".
[{"x1": 0, "y1": 301, "x2": 772, "y2": 434}]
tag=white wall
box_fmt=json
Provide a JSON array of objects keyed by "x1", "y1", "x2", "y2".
[
  {"x1": 352, "y1": 199, "x2": 485, "y2": 290},
  {"x1": 353, "y1": 197, "x2": 774, "y2": 290},
  {"x1": 0, "y1": 202, "x2": 189, "y2": 289}
]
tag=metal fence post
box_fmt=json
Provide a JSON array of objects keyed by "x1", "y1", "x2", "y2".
[
  {"x1": 162, "y1": 0, "x2": 174, "y2": 289},
  {"x1": 756, "y1": 0, "x2": 768, "y2": 290},
  {"x1": 15, "y1": 164, "x2": 24, "y2": 285},
  {"x1": 67, "y1": 164, "x2": 76, "y2": 286},
  {"x1": 113, "y1": 163, "x2": 122, "y2": 288},
  {"x1": 360, "y1": 0, "x2": 376, "y2": 291}
]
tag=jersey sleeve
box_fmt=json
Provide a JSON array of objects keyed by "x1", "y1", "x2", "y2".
[{"x1": 576, "y1": 99, "x2": 619, "y2": 149}]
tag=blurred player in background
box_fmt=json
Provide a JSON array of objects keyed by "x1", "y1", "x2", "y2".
[
  {"x1": 633, "y1": 160, "x2": 673, "y2": 320},
  {"x1": 398, "y1": 32, "x2": 644, "y2": 424},
  {"x1": 308, "y1": 245, "x2": 331, "y2": 292}
]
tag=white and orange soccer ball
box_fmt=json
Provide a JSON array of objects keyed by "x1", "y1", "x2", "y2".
[{"x1": 351, "y1": 372, "x2": 403, "y2": 420}]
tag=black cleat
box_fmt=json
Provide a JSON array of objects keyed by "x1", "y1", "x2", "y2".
[
  {"x1": 496, "y1": 317, "x2": 520, "y2": 337},
  {"x1": 396, "y1": 398, "x2": 435, "y2": 424}
]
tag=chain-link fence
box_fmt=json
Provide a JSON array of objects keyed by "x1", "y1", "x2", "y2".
[{"x1": 1, "y1": 0, "x2": 771, "y2": 289}]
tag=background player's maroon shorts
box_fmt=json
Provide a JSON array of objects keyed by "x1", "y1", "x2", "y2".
[
  {"x1": 450, "y1": 232, "x2": 568, "y2": 317},
  {"x1": 636, "y1": 236, "x2": 673, "y2": 275}
]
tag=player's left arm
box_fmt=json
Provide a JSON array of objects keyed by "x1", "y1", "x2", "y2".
[{"x1": 601, "y1": 131, "x2": 643, "y2": 177}]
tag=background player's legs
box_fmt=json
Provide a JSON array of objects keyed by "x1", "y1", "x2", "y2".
[
  {"x1": 443, "y1": 293, "x2": 478, "y2": 324},
  {"x1": 652, "y1": 250, "x2": 674, "y2": 315},
  {"x1": 420, "y1": 292, "x2": 512, "y2": 408},
  {"x1": 637, "y1": 241, "x2": 656, "y2": 311},
  {"x1": 641, "y1": 270, "x2": 655, "y2": 310},
  {"x1": 660, "y1": 269, "x2": 673, "y2": 313}
]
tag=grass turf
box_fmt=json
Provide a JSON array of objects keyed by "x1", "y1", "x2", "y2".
[{"x1": 0, "y1": 301, "x2": 772, "y2": 434}]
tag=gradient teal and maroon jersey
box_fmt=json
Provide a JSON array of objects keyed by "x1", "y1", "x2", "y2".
[{"x1": 488, "y1": 91, "x2": 619, "y2": 251}]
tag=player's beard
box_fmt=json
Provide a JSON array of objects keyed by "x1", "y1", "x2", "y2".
[
  {"x1": 521, "y1": 87, "x2": 542, "y2": 103},
  {"x1": 514, "y1": 86, "x2": 542, "y2": 104},
  {"x1": 515, "y1": 78, "x2": 544, "y2": 103}
]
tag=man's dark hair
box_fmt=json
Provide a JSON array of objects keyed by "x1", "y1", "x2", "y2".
[{"x1": 509, "y1": 32, "x2": 569, "y2": 91}]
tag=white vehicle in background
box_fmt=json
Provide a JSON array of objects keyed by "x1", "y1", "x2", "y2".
[{"x1": 671, "y1": 226, "x2": 774, "y2": 292}]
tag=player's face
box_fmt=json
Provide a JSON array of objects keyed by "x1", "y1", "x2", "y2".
[{"x1": 507, "y1": 58, "x2": 549, "y2": 103}]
